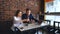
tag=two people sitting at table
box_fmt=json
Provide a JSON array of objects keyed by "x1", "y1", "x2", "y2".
[
  {"x1": 12, "y1": 8, "x2": 40, "y2": 34},
  {"x1": 13, "y1": 8, "x2": 39, "y2": 27}
]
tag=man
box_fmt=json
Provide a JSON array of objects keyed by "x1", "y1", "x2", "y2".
[
  {"x1": 22, "y1": 8, "x2": 38, "y2": 34},
  {"x1": 37, "y1": 12, "x2": 44, "y2": 24},
  {"x1": 22, "y1": 8, "x2": 38, "y2": 23}
]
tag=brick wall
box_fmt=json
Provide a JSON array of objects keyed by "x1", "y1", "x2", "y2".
[
  {"x1": 0, "y1": 0, "x2": 42, "y2": 22},
  {"x1": 0, "y1": 0, "x2": 44, "y2": 32}
]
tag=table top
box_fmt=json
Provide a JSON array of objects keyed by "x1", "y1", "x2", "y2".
[{"x1": 17, "y1": 22, "x2": 48, "y2": 31}]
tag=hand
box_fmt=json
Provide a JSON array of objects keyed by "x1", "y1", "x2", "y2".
[
  {"x1": 26, "y1": 19, "x2": 29, "y2": 22},
  {"x1": 22, "y1": 19, "x2": 29, "y2": 22}
]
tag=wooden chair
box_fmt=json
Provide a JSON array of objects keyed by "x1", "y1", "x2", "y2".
[
  {"x1": 51, "y1": 21, "x2": 60, "y2": 34},
  {"x1": 39, "y1": 20, "x2": 51, "y2": 34},
  {"x1": 47, "y1": 21, "x2": 60, "y2": 34}
]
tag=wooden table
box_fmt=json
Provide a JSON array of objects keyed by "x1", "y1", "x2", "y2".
[{"x1": 11, "y1": 22, "x2": 49, "y2": 34}]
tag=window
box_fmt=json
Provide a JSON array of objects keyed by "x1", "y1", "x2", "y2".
[
  {"x1": 45, "y1": 0, "x2": 60, "y2": 13},
  {"x1": 45, "y1": 0, "x2": 60, "y2": 27}
]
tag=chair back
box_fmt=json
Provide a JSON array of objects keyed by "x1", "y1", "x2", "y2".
[
  {"x1": 54, "y1": 21, "x2": 60, "y2": 30},
  {"x1": 44, "y1": 20, "x2": 51, "y2": 26}
]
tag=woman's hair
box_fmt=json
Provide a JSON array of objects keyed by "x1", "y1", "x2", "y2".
[{"x1": 15, "y1": 10, "x2": 21, "y2": 17}]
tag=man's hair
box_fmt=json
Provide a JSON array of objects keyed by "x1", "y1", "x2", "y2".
[{"x1": 26, "y1": 8, "x2": 30, "y2": 12}]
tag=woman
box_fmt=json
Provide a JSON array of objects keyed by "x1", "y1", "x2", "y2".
[{"x1": 11, "y1": 10, "x2": 23, "y2": 31}]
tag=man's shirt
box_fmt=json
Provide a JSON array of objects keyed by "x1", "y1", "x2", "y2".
[{"x1": 22, "y1": 14, "x2": 38, "y2": 22}]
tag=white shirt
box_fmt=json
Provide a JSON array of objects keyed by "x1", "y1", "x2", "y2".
[
  {"x1": 13, "y1": 16, "x2": 23, "y2": 27},
  {"x1": 11, "y1": 16, "x2": 24, "y2": 31}
]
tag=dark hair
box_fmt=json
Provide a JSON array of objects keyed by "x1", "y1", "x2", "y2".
[
  {"x1": 15, "y1": 10, "x2": 20, "y2": 17},
  {"x1": 26, "y1": 8, "x2": 30, "y2": 12}
]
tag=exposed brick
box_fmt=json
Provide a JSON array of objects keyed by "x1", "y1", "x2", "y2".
[{"x1": 0, "y1": 0, "x2": 44, "y2": 23}]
